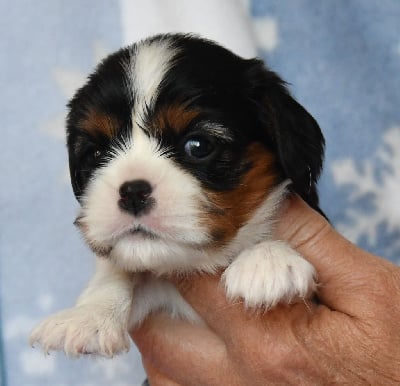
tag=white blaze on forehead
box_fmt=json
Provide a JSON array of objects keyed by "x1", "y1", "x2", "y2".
[{"x1": 128, "y1": 37, "x2": 178, "y2": 126}]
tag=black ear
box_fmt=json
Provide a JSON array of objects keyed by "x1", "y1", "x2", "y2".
[
  {"x1": 245, "y1": 60, "x2": 325, "y2": 210},
  {"x1": 272, "y1": 92, "x2": 325, "y2": 208}
]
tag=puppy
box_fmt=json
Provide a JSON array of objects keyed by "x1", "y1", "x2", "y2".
[{"x1": 30, "y1": 33, "x2": 324, "y2": 357}]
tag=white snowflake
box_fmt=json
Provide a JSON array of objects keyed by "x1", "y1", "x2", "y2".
[
  {"x1": 331, "y1": 126, "x2": 400, "y2": 257},
  {"x1": 20, "y1": 348, "x2": 56, "y2": 375},
  {"x1": 41, "y1": 40, "x2": 110, "y2": 183},
  {"x1": 4, "y1": 302, "x2": 59, "y2": 377},
  {"x1": 37, "y1": 293, "x2": 55, "y2": 312},
  {"x1": 5, "y1": 315, "x2": 38, "y2": 341},
  {"x1": 252, "y1": 17, "x2": 278, "y2": 52},
  {"x1": 90, "y1": 357, "x2": 130, "y2": 380},
  {"x1": 42, "y1": 40, "x2": 109, "y2": 140}
]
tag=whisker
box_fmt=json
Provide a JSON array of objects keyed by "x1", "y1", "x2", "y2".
[
  {"x1": 157, "y1": 144, "x2": 175, "y2": 158},
  {"x1": 109, "y1": 135, "x2": 132, "y2": 156}
]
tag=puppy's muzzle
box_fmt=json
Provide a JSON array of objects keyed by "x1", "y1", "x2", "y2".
[{"x1": 118, "y1": 179, "x2": 155, "y2": 217}]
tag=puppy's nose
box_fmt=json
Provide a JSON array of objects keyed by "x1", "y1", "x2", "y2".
[{"x1": 118, "y1": 179, "x2": 153, "y2": 216}]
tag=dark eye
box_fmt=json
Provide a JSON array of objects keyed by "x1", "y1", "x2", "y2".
[
  {"x1": 83, "y1": 148, "x2": 103, "y2": 165},
  {"x1": 93, "y1": 150, "x2": 102, "y2": 159},
  {"x1": 184, "y1": 137, "x2": 215, "y2": 160}
]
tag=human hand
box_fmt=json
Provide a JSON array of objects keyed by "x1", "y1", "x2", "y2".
[{"x1": 131, "y1": 196, "x2": 400, "y2": 385}]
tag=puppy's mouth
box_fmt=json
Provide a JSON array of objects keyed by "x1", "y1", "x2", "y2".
[
  {"x1": 126, "y1": 225, "x2": 159, "y2": 240},
  {"x1": 74, "y1": 215, "x2": 160, "y2": 257}
]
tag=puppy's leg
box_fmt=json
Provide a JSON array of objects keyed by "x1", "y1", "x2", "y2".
[
  {"x1": 30, "y1": 258, "x2": 135, "y2": 357},
  {"x1": 223, "y1": 240, "x2": 316, "y2": 309},
  {"x1": 130, "y1": 275, "x2": 203, "y2": 328}
]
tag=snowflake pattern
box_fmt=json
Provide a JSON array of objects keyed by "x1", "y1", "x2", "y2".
[
  {"x1": 331, "y1": 127, "x2": 400, "y2": 260},
  {"x1": 252, "y1": 17, "x2": 278, "y2": 52},
  {"x1": 3, "y1": 1, "x2": 400, "y2": 385},
  {"x1": 42, "y1": 41, "x2": 109, "y2": 141},
  {"x1": 2, "y1": 38, "x2": 146, "y2": 385}
]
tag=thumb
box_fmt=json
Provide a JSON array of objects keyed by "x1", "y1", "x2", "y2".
[{"x1": 276, "y1": 196, "x2": 395, "y2": 315}]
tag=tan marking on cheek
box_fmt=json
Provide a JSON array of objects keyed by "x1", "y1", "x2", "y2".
[
  {"x1": 78, "y1": 109, "x2": 121, "y2": 137},
  {"x1": 153, "y1": 104, "x2": 199, "y2": 133},
  {"x1": 203, "y1": 143, "x2": 279, "y2": 246},
  {"x1": 74, "y1": 215, "x2": 112, "y2": 257}
]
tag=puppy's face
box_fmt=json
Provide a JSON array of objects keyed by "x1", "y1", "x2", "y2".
[{"x1": 67, "y1": 34, "x2": 324, "y2": 273}]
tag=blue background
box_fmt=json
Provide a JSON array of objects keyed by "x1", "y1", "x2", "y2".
[{"x1": 1, "y1": 1, "x2": 399, "y2": 385}]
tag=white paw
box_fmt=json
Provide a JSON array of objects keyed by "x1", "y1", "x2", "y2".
[
  {"x1": 222, "y1": 240, "x2": 316, "y2": 309},
  {"x1": 29, "y1": 305, "x2": 130, "y2": 357}
]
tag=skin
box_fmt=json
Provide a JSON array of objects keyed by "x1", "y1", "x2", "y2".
[{"x1": 131, "y1": 196, "x2": 400, "y2": 385}]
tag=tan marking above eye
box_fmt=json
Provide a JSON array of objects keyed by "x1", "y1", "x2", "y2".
[
  {"x1": 78, "y1": 109, "x2": 121, "y2": 138},
  {"x1": 152, "y1": 103, "x2": 199, "y2": 133}
]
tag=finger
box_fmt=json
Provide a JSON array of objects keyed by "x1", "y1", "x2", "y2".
[
  {"x1": 131, "y1": 313, "x2": 229, "y2": 385},
  {"x1": 142, "y1": 361, "x2": 183, "y2": 386},
  {"x1": 276, "y1": 195, "x2": 396, "y2": 314},
  {"x1": 170, "y1": 272, "x2": 318, "y2": 347},
  {"x1": 171, "y1": 273, "x2": 264, "y2": 343}
]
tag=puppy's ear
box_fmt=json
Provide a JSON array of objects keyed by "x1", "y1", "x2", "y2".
[
  {"x1": 245, "y1": 59, "x2": 325, "y2": 210},
  {"x1": 270, "y1": 92, "x2": 325, "y2": 208}
]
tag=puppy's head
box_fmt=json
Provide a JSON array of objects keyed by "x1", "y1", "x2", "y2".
[{"x1": 67, "y1": 34, "x2": 324, "y2": 273}]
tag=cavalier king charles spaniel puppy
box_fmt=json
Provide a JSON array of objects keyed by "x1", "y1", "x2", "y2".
[{"x1": 31, "y1": 33, "x2": 325, "y2": 357}]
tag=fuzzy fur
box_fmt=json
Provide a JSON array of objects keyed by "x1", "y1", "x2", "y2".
[{"x1": 30, "y1": 33, "x2": 325, "y2": 357}]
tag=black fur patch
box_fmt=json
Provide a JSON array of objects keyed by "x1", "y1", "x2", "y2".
[{"x1": 66, "y1": 33, "x2": 324, "y2": 211}]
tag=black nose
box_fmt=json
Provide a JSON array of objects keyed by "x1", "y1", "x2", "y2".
[{"x1": 118, "y1": 179, "x2": 154, "y2": 216}]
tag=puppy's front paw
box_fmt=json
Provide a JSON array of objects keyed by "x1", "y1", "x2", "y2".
[
  {"x1": 29, "y1": 305, "x2": 130, "y2": 357},
  {"x1": 223, "y1": 240, "x2": 316, "y2": 309}
]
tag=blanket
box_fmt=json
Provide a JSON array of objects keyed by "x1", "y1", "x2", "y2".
[{"x1": 1, "y1": 1, "x2": 399, "y2": 385}]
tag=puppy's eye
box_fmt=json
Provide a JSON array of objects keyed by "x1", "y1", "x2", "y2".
[
  {"x1": 93, "y1": 150, "x2": 102, "y2": 159},
  {"x1": 83, "y1": 148, "x2": 103, "y2": 165},
  {"x1": 184, "y1": 137, "x2": 215, "y2": 160}
]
